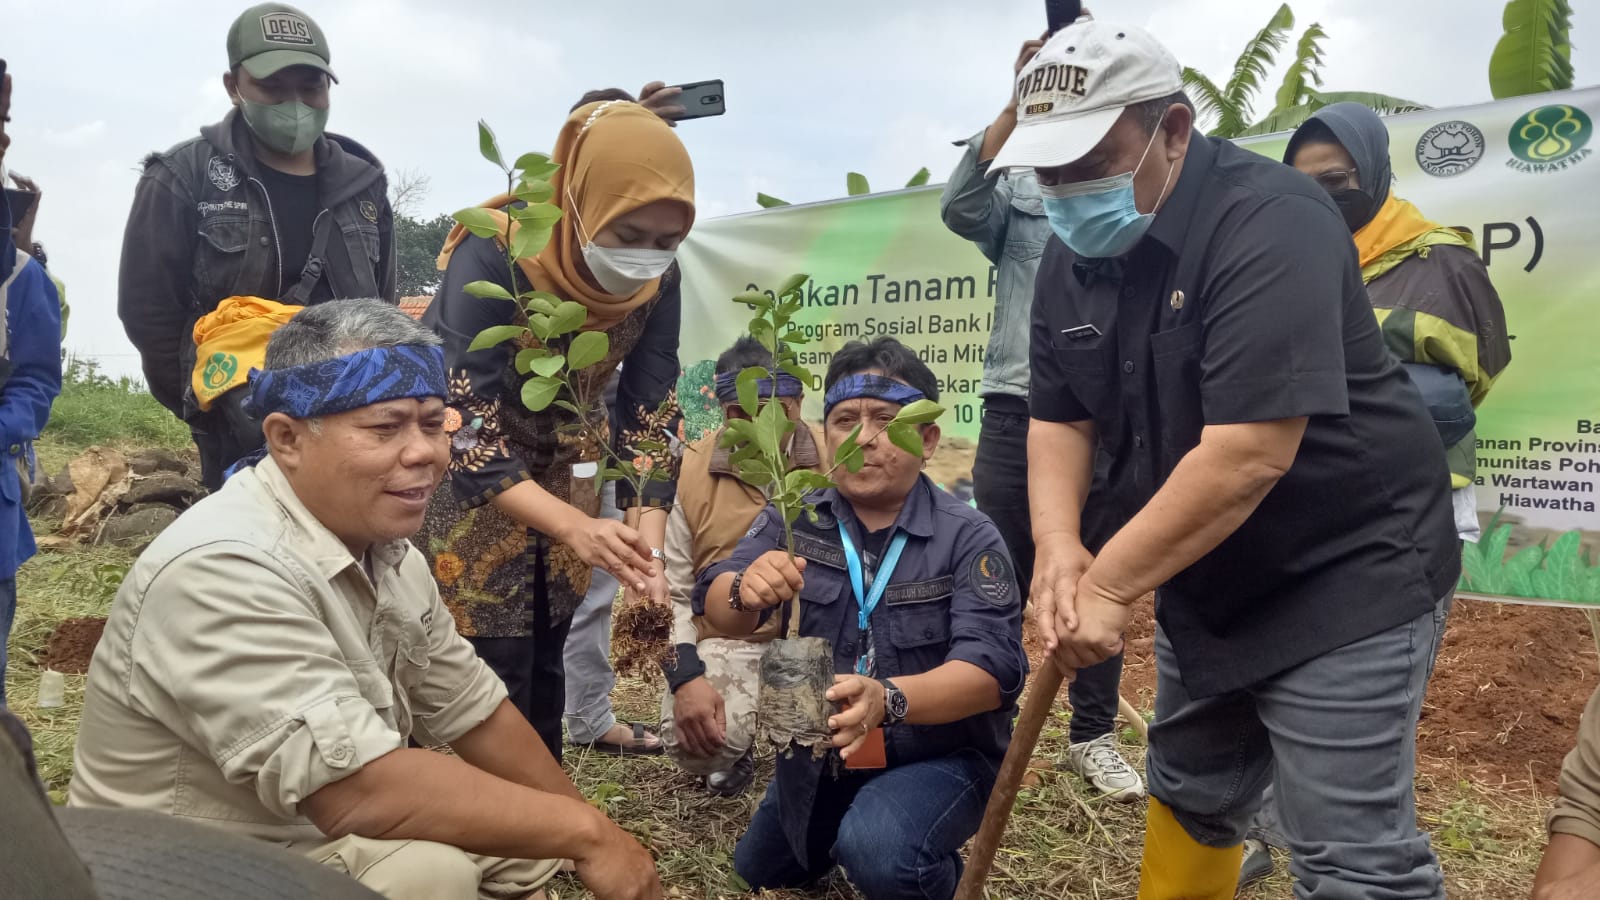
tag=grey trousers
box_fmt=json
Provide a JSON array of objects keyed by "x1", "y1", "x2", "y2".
[
  {"x1": 562, "y1": 484, "x2": 621, "y2": 745},
  {"x1": 1147, "y1": 595, "x2": 1450, "y2": 900}
]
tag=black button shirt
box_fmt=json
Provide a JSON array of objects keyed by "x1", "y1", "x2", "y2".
[{"x1": 1029, "y1": 133, "x2": 1460, "y2": 697}]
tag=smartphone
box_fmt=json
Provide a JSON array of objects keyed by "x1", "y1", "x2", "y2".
[
  {"x1": 667, "y1": 79, "x2": 725, "y2": 121},
  {"x1": 1046, "y1": 0, "x2": 1083, "y2": 34},
  {"x1": 4, "y1": 188, "x2": 33, "y2": 224}
]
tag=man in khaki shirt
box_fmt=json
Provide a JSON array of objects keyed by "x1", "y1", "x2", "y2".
[
  {"x1": 1534, "y1": 683, "x2": 1600, "y2": 899},
  {"x1": 69, "y1": 300, "x2": 660, "y2": 900},
  {"x1": 657, "y1": 337, "x2": 820, "y2": 796}
]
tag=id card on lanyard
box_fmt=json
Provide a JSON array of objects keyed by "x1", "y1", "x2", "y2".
[{"x1": 837, "y1": 521, "x2": 908, "y2": 677}]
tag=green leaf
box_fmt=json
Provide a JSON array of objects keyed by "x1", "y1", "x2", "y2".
[
  {"x1": 755, "y1": 395, "x2": 788, "y2": 460},
  {"x1": 469, "y1": 325, "x2": 527, "y2": 352},
  {"x1": 635, "y1": 439, "x2": 667, "y2": 452},
  {"x1": 1489, "y1": 0, "x2": 1576, "y2": 99},
  {"x1": 778, "y1": 273, "x2": 810, "y2": 296},
  {"x1": 453, "y1": 207, "x2": 505, "y2": 240},
  {"x1": 846, "y1": 172, "x2": 870, "y2": 196},
  {"x1": 463, "y1": 280, "x2": 514, "y2": 302},
  {"x1": 550, "y1": 301, "x2": 588, "y2": 335},
  {"x1": 511, "y1": 204, "x2": 564, "y2": 228},
  {"x1": 514, "y1": 152, "x2": 560, "y2": 179},
  {"x1": 730, "y1": 442, "x2": 762, "y2": 465},
  {"x1": 736, "y1": 367, "x2": 764, "y2": 417},
  {"x1": 478, "y1": 120, "x2": 506, "y2": 170},
  {"x1": 904, "y1": 167, "x2": 931, "y2": 188},
  {"x1": 1273, "y1": 22, "x2": 1328, "y2": 112},
  {"x1": 723, "y1": 417, "x2": 758, "y2": 442},
  {"x1": 601, "y1": 467, "x2": 625, "y2": 481},
  {"x1": 749, "y1": 318, "x2": 776, "y2": 350},
  {"x1": 521, "y1": 377, "x2": 561, "y2": 412},
  {"x1": 737, "y1": 459, "x2": 772, "y2": 487},
  {"x1": 734, "y1": 291, "x2": 774, "y2": 311},
  {"x1": 755, "y1": 193, "x2": 791, "y2": 208},
  {"x1": 553, "y1": 399, "x2": 584, "y2": 415},
  {"x1": 513, "y1": 180, "x2": 555, "y2": 205},
  {"x1": 526, "y1": 354, "x2": 566, "y2": 377},
  {"x1": 886, "y1": 422, "x2": 925, "y2": 459},
  {"x1": 894, "y1": 399, "x2": 945, "y2": 425},
  {"x1": 784, "y1": 470, "x2": 833, "y2": 495},
  {"x1": 527, "y1": 313, "x2": 553, "y2": 341},
  {"x1": 568, "y1": 331, "x2": 610, "y2": 370},
  {"x1": 780, "y1": 361, "x2": 813, "y2": 387},
  {"x1": 509, "y1": 225, "x2": 552, "y2": 261},
  {"x1": 521, "y1": 291, "x2": 560, "y2": 315}
]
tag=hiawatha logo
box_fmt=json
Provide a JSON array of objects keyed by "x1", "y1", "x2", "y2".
[
  {"x1": 260, "y1": 11, "x2": 314, "y2": 46},
  {"x1": 1507, "y1": 104, "x2": 1592, "y2": 174}
]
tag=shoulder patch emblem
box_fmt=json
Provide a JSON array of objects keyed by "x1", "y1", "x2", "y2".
[
  {"x1": 746, "y1": 513, "x2": 768, "y2": 540},
  {"x1": 207, "y1": 156, "x2": 240, "y2": 192},
  {"x1": 360, "y1": 200, "x2": 379, "y2": 222},
  {"x1": 970, "y1": 549, "x2": 1017, "y2": 606}
]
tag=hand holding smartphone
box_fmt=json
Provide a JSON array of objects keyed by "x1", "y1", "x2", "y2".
[
  {"x1": 1046, "y1": 0, "x2": 1084, "y2": 35},
  {"x1": 665, "y1": 79, "x2": 725, "y2": 121}
]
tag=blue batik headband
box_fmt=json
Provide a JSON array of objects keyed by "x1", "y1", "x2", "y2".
[
  {"x1": 226, "y1": 344, "x2": 448, "y2": 481},
  {"x1": 243, "y1": 344, "x2": 448, "y2": 420},
  {"x1": 823, "y1": 374, "x2": 926, "y2": 418},
  {"x1": 713, "y1": 370, "x2": 805, "y2": 405}
]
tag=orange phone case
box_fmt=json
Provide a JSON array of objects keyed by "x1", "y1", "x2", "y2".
[{"x1": 842, "y1": 699, "x2": 887, "y2": 769}]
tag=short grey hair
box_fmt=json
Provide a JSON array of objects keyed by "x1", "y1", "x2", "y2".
[{"x1": 263, "y1": 299, "x2": 441, "y2": 371}]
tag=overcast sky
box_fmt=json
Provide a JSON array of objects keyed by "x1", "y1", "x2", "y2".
[{"x1": 5, "y1": 0, "x2": 1594, "y2": 380}]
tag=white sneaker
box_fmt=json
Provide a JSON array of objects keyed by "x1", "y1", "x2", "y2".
[{"x1": 1066, "y1": 733, "x2": 1146, "y2": 802}]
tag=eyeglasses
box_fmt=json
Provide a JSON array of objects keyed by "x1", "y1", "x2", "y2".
[{"x1": 1313, "y1": 169, "x2": 1357, "y2": 192}]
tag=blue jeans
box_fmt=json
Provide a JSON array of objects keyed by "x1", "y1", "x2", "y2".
[
  {"x1": 563, "y1": 483, "x2": 622, "y2": 745},
  {"x1": 0, "y1": 577, "x2": 15, "y2": 707},
  {"x1": 1147, "y1": 595, "x2": 1450, "y2": 899},
  {"x1": 734, "y1": 749, "x2": 996, "y2": 900},
  {"x1": 973, "y1": 400, "x2": 1124, "y2": 743}
]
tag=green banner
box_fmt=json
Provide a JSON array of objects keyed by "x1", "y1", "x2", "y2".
[{"x1": 676, "y1": 87, "x2": 1600, "y2": 605}]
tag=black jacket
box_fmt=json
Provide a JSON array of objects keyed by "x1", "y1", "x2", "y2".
[{"x1": 117, "y1": 109, "x2": 395, "y2": 418}]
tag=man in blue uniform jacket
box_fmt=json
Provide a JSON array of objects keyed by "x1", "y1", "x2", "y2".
[{"x1": 695, "y1": 336, "x2": 1027, "y2": 900}]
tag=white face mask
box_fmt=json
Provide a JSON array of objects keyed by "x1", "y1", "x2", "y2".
[{"x1": 568, "y1": 190, "x2": 677, "y2": 296}]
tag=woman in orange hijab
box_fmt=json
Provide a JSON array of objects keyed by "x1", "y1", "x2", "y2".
[{"x1": 419, "y1": 99, "x2": 694, "y2": 758}]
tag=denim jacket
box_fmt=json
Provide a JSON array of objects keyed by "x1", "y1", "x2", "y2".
[{"x1": 938, "y1": 128, "x2": 1050, "y2": 401}]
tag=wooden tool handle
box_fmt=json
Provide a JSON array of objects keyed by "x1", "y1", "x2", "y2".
[{"x1": 954, "y1": 662, "x2": 1067, "y2": 900}]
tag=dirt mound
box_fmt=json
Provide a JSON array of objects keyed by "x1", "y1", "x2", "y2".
[
  {"x1": 1027, "y1": 596, "x2": 1596, "y2": 791},
  {"x1": 44, "y1": 616, "x2": 107, "y2": 674},
  {"x1": 1420, "y1": 599, "x2": 1597, "y2": 788}
]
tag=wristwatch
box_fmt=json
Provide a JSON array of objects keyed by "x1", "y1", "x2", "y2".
[
  {"x1": 728, "y1": 572, "x2": 750, "y2": 612},
  {"x1": 650, "y1": 547, "x2": 665, "y2": 562},
  {"x1": 880, "y1": 678, "x2": 908, "y2": 727}
]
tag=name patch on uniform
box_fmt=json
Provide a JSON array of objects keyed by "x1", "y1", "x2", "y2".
[
  {"x1": 970, "y1": 550, "x2": 1017, "y2": 607},
  {"x1": 793, "y1": 531, "x2": 847, "y2": 570},
  {"x1": 885, "y1": 576, "x2": 954, "y2": 606}
]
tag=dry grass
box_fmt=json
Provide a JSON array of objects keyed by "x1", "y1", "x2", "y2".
[{"x1": 6, "y1": 541, "x2": 1552, "y2": 899}]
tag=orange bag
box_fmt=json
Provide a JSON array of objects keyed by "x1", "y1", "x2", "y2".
[{"x1": 190, "y1": 296, "x2": 302, "y2": 412}]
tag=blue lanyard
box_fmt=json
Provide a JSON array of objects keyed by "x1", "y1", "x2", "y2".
[{"x1": 837, "y1": 521, "x2": 908, "y2": 674}]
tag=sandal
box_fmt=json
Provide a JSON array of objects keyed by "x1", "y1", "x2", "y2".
[{"x1": 575, "y1": 721, "x2": 664, "y2": 756}]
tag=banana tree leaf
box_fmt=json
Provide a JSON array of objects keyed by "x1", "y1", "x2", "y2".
[{"x1": 1489, "y1": 0, "x2": 1575, "y2": 99}]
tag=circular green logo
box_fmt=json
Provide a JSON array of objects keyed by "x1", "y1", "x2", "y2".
[
  {"x1": 203, "y1": 352, "x2": 240, "y2": 390},
  {"x1": 1509, "y1": 104, "x2": 1593, "y2": 163}
]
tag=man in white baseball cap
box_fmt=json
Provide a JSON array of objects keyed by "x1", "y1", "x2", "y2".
[{"x1": 1012, "y1": 17, "x2": 1455, "y2": 900}]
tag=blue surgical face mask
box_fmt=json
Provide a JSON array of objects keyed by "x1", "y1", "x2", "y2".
[{"x1": 1039, "y1": 117, "x2": 1175, "y2": 259}]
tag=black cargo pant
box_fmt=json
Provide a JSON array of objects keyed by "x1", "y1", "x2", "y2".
[{"x1": 972, "y1": 395, "x2": 1125, "y2": 744}]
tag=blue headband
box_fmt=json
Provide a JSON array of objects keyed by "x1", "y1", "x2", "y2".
[
  {"x1": 713, "y1": 370, "x2": 805, "y2": 405},
  {"x1": 823, "y1": 374, "x2": 926, "y2": 417},
  {"x1": 226, "y1": 345, "x2": 448, "y2": 480},
  {"x1": 243, "y1": 344, "x2": 448, "y2": 420}
]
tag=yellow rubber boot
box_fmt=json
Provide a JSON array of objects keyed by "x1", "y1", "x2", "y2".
[{"x1": 1136, "y1": 798, "x2": 1245, "y2": 900}]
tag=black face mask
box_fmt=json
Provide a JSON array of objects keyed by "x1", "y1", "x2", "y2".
[{"x1": 1329, "y1": 187, "x2": 1379, "y2": 234}]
